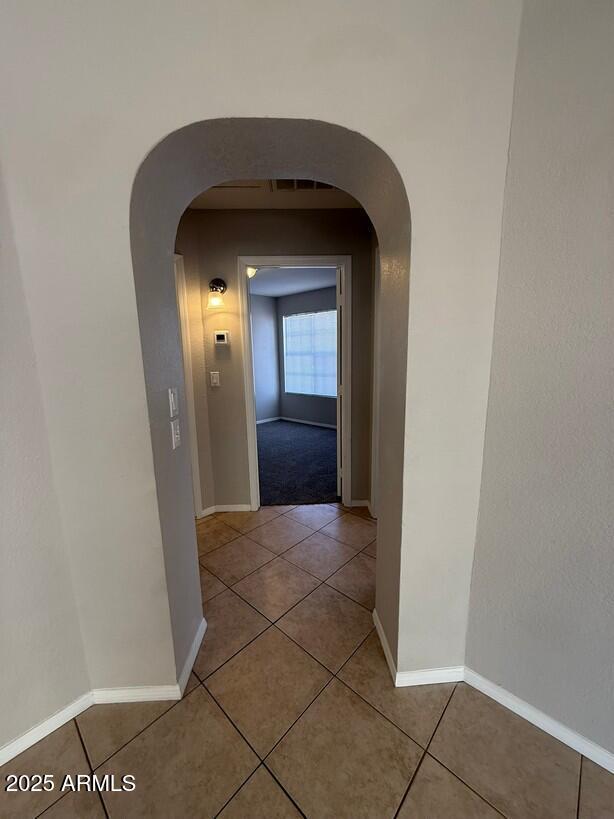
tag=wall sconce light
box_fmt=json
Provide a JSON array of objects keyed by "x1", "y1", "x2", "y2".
[
  {"x1": 207, "y1": 278, "x2": 227, "y2": 309},
  {"x1": 246, "y1": 266, "x2": 258, "y2": 279}
]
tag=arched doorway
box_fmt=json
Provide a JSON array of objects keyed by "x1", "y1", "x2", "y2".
[{"x1": 130, "y1": 118, "x2": 411, "y2": 680}]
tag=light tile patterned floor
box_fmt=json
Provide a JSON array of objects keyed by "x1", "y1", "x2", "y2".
[{"x1": 1, "y1": 504, "x2": 613, "y2": 817}]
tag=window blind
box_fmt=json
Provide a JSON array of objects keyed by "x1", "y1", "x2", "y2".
[{"x1": 283, "y1": 310, "x2": 337, "y2": 398}]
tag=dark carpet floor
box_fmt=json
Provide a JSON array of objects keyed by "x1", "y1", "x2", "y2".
[{"x1": 257, "y1": 420, "x2": 338, "y2": 505}]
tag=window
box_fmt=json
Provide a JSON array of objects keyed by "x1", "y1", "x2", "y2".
[{"x1": 283, "y1": 310, "x2": 337, "y2": 398}]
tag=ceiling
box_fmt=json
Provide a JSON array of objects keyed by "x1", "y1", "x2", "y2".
[
  {"x1": 248, "y1": 266, "x2": 337, "y2": 297},
  {"x1": 189, "y1": 179, "x2": 361, "y2": 210}
]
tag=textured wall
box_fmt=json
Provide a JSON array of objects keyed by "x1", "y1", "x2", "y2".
[
  {"x1": 0, "y1": 0, "x2": 520, "y2": 752},
  {"x1": 0, "y1": 168, "x2": 89, "y2": 747},
  {"x1": 251, "y1": 295, "x2": 281, "y2": 421},
  {"x1": 467, "y1": 0, "x2": 614, "y2": 752}
]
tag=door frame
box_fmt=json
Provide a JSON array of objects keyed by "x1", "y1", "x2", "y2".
[
  {"x1": 238, "y1": 254, "x2": 352, "y2": 509},
  {"x1": 174, "y1": 254, "x2": 203, "y2": 514}
]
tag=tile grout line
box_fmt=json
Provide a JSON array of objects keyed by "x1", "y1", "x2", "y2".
[
  {"x1": 78, "y1": 716, "x2": 110, "y2": 819},
  {"x1": 196, "y1": 506, "x2": 379, "y2": 814},
  {"x1": 199, "y1": 507, "x2": 375, "y2": 570},
  {"x1": 422, "y1": 685, "x2": 509, "y2": 819},
  {"x1": 232, "y1": 560, "x2": 375, "y2": 618},
  {"x1": 391, "y1": 684, "x2": 459, "y2": 819},
  {"x1": 211, "y1": 766, "x2": 262, "y2": 819},
  {"x1": 277, "y1": 546, "x2": 376, "y2": 609},
  {"x1": 202, "y1": 670, "x2": 331, "y2": 817},
  {"x1": 262, "y1": 766, "x2": 308, "y2": 819},
  {"x1": 212, "y1": 763, "x2": 307, "y2": 819},
  {"x1": 261, "y1": 625, "x2": 376, "y2": 763},
  {"x1": 199, "y1": 513, "x2": 324, "y2": 586},
  {"x1": 27, "y1": 505, "x2": 374, "y2": 819},
  {"x1": 34, "y1": 720, "x2": 105, "y2": 819},
  {"x1": 87, "y1": 683, "x2": 204, "y2": 773},
  {"x1": 204, "y1": 686, "x2": 265, "y2": 762},
  {"x1": 73, "y1": 716, "x2": 93, "y2": 773},
  {"x1": 207, "y1": 534, "x2": 373, "y2": 631},
  {"x1": 425, "y1": 755, "x2": 509, "y2": 819},
  {"x1": 575, "y1": 756, "x2": 584, "y2": 819}
]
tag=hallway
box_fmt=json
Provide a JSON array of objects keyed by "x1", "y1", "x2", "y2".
[{"x1": 1, "y1": 505, "x2": 611, "y2": 818}]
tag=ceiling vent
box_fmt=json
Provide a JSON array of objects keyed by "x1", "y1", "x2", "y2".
[{"x1": 272, "y1": 179, "x2": 334, "y2": 191}]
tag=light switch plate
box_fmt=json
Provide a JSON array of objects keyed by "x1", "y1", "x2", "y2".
[
  {"x1": 210, "y1": 371, "x2": 220, "y2": 387},
  {"x1": 168, "y1": 387, "x2": 179, "y2": 418},
  {"x1": 214, "y1": 330, "x2": 230, "y2": 345},
  {"x1": 170, "y1": 418, "x2": 181, "y2": 449}
]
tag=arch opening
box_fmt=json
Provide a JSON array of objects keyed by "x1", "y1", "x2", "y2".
[{"x1": 130, "y1": 118, "x2": 411, "y2": 677}]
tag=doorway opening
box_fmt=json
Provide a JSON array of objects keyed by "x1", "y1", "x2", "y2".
[
  {"x1": 130, "y1": 118, "x2": 411, "y2": 682},
  {"x1": 240, "y1": 255, "x2": 352, "y2": 508}
]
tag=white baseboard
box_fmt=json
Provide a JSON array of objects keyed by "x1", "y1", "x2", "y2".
[
  {"x1": 0, "y1": 680, "x2": 184, "y2": 766},
  {"x1": 196, "y1": 504, "x2": 251, "y2": 518},
  {"x1": 396, "y1": 666, "x2": 465, "y2": 686},
  {"x1": 373, "y1": 609, "x2": 463, "y2": 686},
  {"x1": 91, "y1": 684, "x2": 181, "y2": 704},
  {"x1": 177, "y1": 617, "x2": 207, "y2": 694},
  {"x1": 280, "y1": 416, "x2": 337, "y2": 430},
  {"x1": 196, "y1": 506, "x2": 216, "y2": 519},
  {"x1": 0, "y1": 693, "x2": 92, "y2": 767},
  {"x1": 464, "y1": 668, "x2": 614, "y2": 774},
  {"x1": 372, "y1": 610, "x2": 614, "y2": 774},
  {"x1": 256, "y1": 416, "x2": 281, "y2": 424},
  {"x1": 0, "y1": 623, "x2": 209, "y2": 767},
  {"x1": 372, "y1": 609, "x2": 397, "y2": 683}
]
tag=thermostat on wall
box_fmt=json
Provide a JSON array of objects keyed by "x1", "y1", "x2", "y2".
[{"x1": 214, "y1": 330, "x2": 230, "y2": 345}]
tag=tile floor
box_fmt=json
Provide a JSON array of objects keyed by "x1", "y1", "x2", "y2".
[{"x1": 2, "y1": 503, "x2": 613, "y2": 817}]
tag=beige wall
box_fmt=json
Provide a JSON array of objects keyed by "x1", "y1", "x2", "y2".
[
  {"x1": 0, "y1": 0, "x2": 520, "y2": 751},
  {"x1": 176, "y1": 208, "x2": 374, "y2": 506},
  {"x1": 0, "y1": 166, "x2": 89, "y2": 748},
  {"x1": 467, "y1": 0, "x2": 614, "y2": 752}
]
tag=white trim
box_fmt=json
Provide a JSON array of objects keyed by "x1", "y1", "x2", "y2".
[
  {"x1": 464, "y1": 668, "x2": 614, "y2": 774},
  {"x1": 196, "y1": 506, "x2": 217, "y2": 519},
  {"x1": 91, "y1": 685, "x2": 180, "y2": 704},
  {"x1": 177, "y1": 617, "x2": 207, "y2": 694},
  {"x1": 0, "y1": 682, "x2": 183, "y2": 766},
  {"x1": 397, "y1": 666, "x2": 465, "y2": 686},
  {"x1": 372, "y1": 610, "x2": 462, "y2": 686},
  {"x1": 213, "y1": 503, "x2": 252, "y2": 513},
  {"x1": 196, "y1": 503, "x2": 251, "y2": 518},
  {"x1": 174, "y1": 255, "x2": 203, "y2": 514},
  {"x1": 238, "y1": 258, "x2": 261, "y2": 510},
  {"x1": 372, "y1": 609, "x2": 397, "y2": 683},
  {"x1": 238, "y1": 254, "x2": 352, "y2": 511},
  {"x1": 0, "y1": 693, "x2": 92, "y2": 766},
  {"x1": 280, "y1": 416, "x2": 337, "y2": 430},
  {"x1": 372, "y1": 611, "x2": 614, "y2": 774},
  {"x1": 337, "y1": 260, "x2": 352, "y2": 507},
  {"x1": 0, "y1": 616, "x2": 208, "y2": 766},
  {"x1": 256, "y1": 416, "x2": 281, "y2": 424}
]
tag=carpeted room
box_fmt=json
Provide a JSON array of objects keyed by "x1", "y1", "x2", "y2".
[{"x1": 250, "y1": 267, "x2": 339, "y2": 506}]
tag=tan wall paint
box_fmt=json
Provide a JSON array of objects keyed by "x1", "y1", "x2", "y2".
[
  {"x1": 467, "y1": 0, "x2": 614, "y2": 752},
  {"x1": 175, "y1": 208, "x2": 375, "y2": 506},
  {"x1": 0, "y1": 0, "x2": 520, "y2": 748},
  {"x1": 0, "y1": 166, "x2": 89, "y2": 747}
]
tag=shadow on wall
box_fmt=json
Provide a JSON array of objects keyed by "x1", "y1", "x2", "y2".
[{"x1": 130, "y1": 119, "x2": 411, "y2": 677}]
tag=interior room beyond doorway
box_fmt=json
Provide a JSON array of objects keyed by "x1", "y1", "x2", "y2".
[{"x1": 250, "y1": 265, "x2": 339, "y2": 505}]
